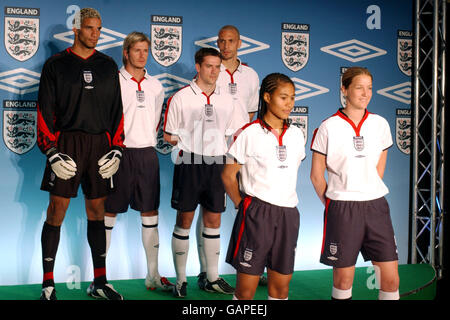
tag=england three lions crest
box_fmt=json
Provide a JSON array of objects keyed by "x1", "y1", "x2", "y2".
[
  {"x1": 289, "y1": 106, "x2": 308, "y2": 145},
  {"x1": 397, "y1": 30, "x2": 413, "y2": 77},
  {"x1": 151, "y1": 15, "x2": 182, "y2": 67},
  {"x1": 3, "y1": 100, "x2": 37, "y2": 154},
  {"x1": 4, "y1": 7, "x2": 40, "y2": 62},
  {"x1": 281, "y1": 23, "x2": 309, "y2": 72},
  {"x1": 396, "y1": 108, "x2": 411, "y2": 155}
]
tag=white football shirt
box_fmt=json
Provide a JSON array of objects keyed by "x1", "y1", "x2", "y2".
[
  {"x1": 311, "y1": 109, "x2": 393, "y2": 201},
  {"x1": 119, "y1": 67, "x2": 164, "y2": 148},
  {"x1": 164, "y1": 80, "x2": 237, "y2": 156},
  {"x1": 217, "y1": 59, "x2": 259, "y2": 129},
  {"x1": 228, "y1": 120, "x2": 306, "y2": 207}
]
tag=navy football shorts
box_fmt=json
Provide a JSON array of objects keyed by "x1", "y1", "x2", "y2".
[
  {"x1": 105, "y1": 146, "x2": 160, "y2": 213},
  {"x1": 226, "y1": 196, "x2": 300, "y2": 275},
  {"x1": 320, "y1": 197, "x2": 398, "y2": 268},
  {"x1": 41, "y1": 131, "x2": 111, "y2": 199}
]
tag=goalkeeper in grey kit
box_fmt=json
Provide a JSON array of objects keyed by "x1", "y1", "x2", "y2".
[{"x1": 37, "y1": 8, "x2": 125, "y2": 300}]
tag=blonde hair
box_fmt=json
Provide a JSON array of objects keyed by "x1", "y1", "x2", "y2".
[
  {"x1": 122, "y1": 31, "x2": 151, "y2": 66},
  {"x1": 341, "y1": 67, "x2": 372, "y2": 89},
  {"x1": 73, "y1": 8, "x2": 101, "y2": 29}
]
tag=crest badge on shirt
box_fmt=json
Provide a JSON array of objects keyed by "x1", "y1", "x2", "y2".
[
  {"x1": 281, "y1": 23, "x2": 309, "y2": 72},
  {"x1": 396, "y1": 108, "x2": 411, "y2": 155},
  {"x1": 4, "y1": 7, "x2": 40, "y2": 62},
  {"x1": 151, "y1": 15, "x2": 182, "y2": 67},
  {"x1": 397, "y1": 30, "x2": 413, "y2": 77},
  {"x1": 353, "y1": 136, "x2": 364, "y2": 151},
  {"x1": 289, "y1": 106, "x2": 308, "y2": 144},
  {"x1": 83, "y1": 70, "x2": 94, "y2": 89},
  {"x1": 2, "y1": 100, "x2": 37, "y2": 154},
  {"x1": 136, "y1": 90, "x2": 145, "y2": 108},
  {"x1": 276, "y1": 145, "x2": 287, "y2": 162}
]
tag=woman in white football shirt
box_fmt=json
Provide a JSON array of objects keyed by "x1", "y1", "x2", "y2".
[
  {"x1": 222, "y1": 73, "x2": 305, "y2": 300},
  {"x1": 310, "y1": 67, "x2": 400, "y2": 300}
]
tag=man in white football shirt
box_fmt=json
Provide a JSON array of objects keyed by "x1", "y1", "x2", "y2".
[
  {"x1": 164, "y1": 47, "x2": 238, "y2": 297},
  {"x1": 195, "y1": 25, "x2": 262, "y2": 289},
  {"x1": 103, "y1": 31, "x2": 174, "y2": 292}
]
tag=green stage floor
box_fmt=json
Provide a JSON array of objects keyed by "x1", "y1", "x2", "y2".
[{"x1": 0, "y1": 264, "x2": 435, "y2": 300}]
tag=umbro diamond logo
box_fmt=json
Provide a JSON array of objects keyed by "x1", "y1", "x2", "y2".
[
  {"x1": 320, "y1": 39, "x2": 387, "y2": 62},
  {"x1": 291, "y1": 77, "x2": 329, "y2": 101},
  {"x1": 154, "y1": 73, "x2": 190, "y2": 99},
  {"x1": 0, "y1": 68, "x2": 40, "y2": 95},
  {"x1": 53, "y1": 27, "x2": 126, "y2": 51},
  {"x1": 377, "y1": 82, "x2": 411, "y2": 104},
  {"x1": 194, "y1": 35, "x2": 270, "y2": 56}
]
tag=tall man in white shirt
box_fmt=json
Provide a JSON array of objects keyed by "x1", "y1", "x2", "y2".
[
  {"x1": 196, "y1": 25, "x2": 262, "y2": 289},
  {"x1": 164, "y1": 47, "x2": 238, "y2": 298},
  {"x1": 103, "y1": 31, "x2": 174, "y2": 292}
]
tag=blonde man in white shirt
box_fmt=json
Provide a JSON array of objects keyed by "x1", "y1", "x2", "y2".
[{"x1": 103, "y1": 31, "x2": 174, "y2": 292}]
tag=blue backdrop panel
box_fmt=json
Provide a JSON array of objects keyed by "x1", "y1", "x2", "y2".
[{"x1": 0, "y1": 0, "x2": 412, "y2": 285}]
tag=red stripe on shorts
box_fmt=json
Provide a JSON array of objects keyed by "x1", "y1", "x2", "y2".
[
  {"x1": 233, "y1": 196, "x2": 252, "y2": 259},
  {"x1": 321, "y1": 198, "x2": 331, "y2": 254}
]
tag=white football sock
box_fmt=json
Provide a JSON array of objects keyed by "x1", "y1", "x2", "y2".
[
  {"x1": 332, "y1": 286, "x2": 352, "y2": 300},
  {"x1": 142, "y1": 215, "x2": 159, "y2": 279},
  {"x1": 203, "y1": 227, "x2": 220, "y2": 282},
  {"x1": 172, "y1": 225, "x2": 190, "y2": 284},
  {"x1": 104, "y1": 215, "x2": 116, "y2": 255},
  {"x1": 378, "y1": 289, "x2": 400, "y2": 300},
  {"x1": 268, "y1": 295, "x2": 288, "y2": 300},
  {"x1": 196, "y1": 211, "x2": 207, "y2": 273}
]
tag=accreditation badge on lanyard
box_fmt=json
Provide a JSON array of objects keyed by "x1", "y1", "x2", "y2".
[
  {"x1": 353, "y1": 136, "x2": 365, "y2": 151},
  {"x1": 276, "y1": 145, "x2": 287, "y2": 162},
  {"x1": 136, "y1": 90, "x2": 145, "y2": 108},
  {"x1": 204, "y1": 103, "x2": 215, "y2": 122},
  {"x1": 228, "y1": 82, "x2": 237, "y2": 95}
]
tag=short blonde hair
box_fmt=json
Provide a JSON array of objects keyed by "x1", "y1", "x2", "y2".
[
  {"x1": 122, "y1": 31, "x2": 151, "y2": 66},
  {"x1": 73, "y1": 8, "x2": 101, "y2": 29}
]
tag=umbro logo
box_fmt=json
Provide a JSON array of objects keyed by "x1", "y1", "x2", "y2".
[
  {"x1": 53, "y1": 27, "x2": 126, "y2": 51},
  {"x1": 0, "y1": 68, "x2": 40, "y2": 95},
  {"x1": 154, "y1": 73, "x2": 190, "y2": 99},
  {"x1": 291, "y1": 77, "x2": 329, "y2": 101},
  {"x1": 195, "y1": 35, "x2": 270, "y2": 56},
  {"x1": 377, "y1": 82, "x2": 411, "y2": 104},
  {"x1": 321, "y1": 39, "x2": 387, "y2": 62}
]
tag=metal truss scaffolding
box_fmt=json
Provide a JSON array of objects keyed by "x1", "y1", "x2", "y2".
[{"x1": 412, "y1": 0, "x2": 446, "y2": 278}]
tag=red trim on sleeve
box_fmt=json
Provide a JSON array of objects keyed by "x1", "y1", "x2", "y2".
[
  {"x1": 37, "y1": 104, "x2": 56, "y2": 152},
  {"x1": 112, "y1": 115, "x2": 125, "y2": 148},
  {"x1": 310, "y1": 128, "x2": 319, "y2": 150}
]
